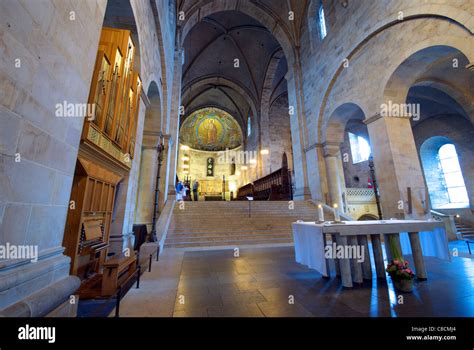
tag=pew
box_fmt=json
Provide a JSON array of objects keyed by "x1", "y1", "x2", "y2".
[{"x1": 101, "y1": 253, "x2": 138, "y2": 296}]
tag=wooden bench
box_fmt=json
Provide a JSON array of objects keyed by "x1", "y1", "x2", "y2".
[{"x1": 101, "y1": 253, "x2": 137, "y2": 296}]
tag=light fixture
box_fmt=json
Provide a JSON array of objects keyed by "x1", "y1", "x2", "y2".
[
  {"x1": 182, "y1": 156, "x2": 190, "y2": 161},
  {"x1": 260, "y1": 149, "x2": 269, "y2": 155},
  {"x1": 181, "y1": 145, "x2": 190, "y2": 151},
  {"x1": 183, "y1": 170, "x2": 189, "y2": 174},
  {"x1": 241, "y1": 166, "x2": 248, "y2": 171},
  {"x1": 249, "y1": 159, "x2": 257, "y2": 164},
  {"x1": 182, "y1": 164, "x2": 189, "y2": 169}
]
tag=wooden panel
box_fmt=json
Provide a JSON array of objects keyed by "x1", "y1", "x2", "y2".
[
  {"x1": 94, "y1": 182, "x2": 103, "y2": 212},
  {"x1": 83, "y1": 219, "x2": 103, "y2": 241}
]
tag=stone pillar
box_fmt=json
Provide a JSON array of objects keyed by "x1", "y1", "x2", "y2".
[
  {"x1": 365, "y1": 114, "x2": 428, "y2": 219},
  {"x1": 323, "y1": 143, "x2": 344, "y2": 209},
  {"x1": 165, "y1": 46, "x2": 183, "y2": 200},
  {"x1": 135, "y1": 133, "x2": 161, "y2": 232},
  {"x1": 286, "y1": 67, "x2": 311, "y2": 200},
  {"x1": 158, "y1": 135, "x2": 171, "y2": 210}
]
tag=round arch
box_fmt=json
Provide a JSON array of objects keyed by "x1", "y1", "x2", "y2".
[
  {"x1": 144, "y1": 81, "x2": 162, "y2": 134},
  {"x1": 323, "y1": 103, "x2": 366, "y2": 145},
  {"x1": 317, "y1": 15, "x2": 474, "y2": 143},
  {"x1": 382, "y1": 45, "x2": 472, "y2": 107}
]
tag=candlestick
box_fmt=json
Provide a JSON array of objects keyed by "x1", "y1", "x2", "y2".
[
  {"x1": 333, "y1": 203, "x2": 340, "y2": 222},
  {"x1": 317, "y1": 204, "x2": 324, "y2": 223}
]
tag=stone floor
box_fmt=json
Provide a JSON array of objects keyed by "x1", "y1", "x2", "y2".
[{"x1": 116, "y1": 243, "x2": 474, "y2": 317}]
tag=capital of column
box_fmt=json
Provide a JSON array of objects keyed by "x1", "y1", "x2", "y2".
[
  {"x1": 322, "y1": 142, "x2": 341, "y2": 158},
  {"x1": 364, "y1": 111, "x2": 414, "y2": 126},
  {"x1": 142, "y1": 131, "x2": 163, "y2": 150}
]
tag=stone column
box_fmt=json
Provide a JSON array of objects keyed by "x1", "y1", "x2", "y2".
[
  {"x1": 365, "y1": 114, "x2": 428, "y2": 219},
  {"x1": 158, "y1": 135, "x2": 171, "y2": 210},
  {"x1": 286, "y1": 67, "x2": 311, "y2": 200},
  {"x1": 165, "y1": 46, "x2": 183, "y2": 200},
  {"x1": 323, "y1": 143, "x2": 344, "y2": 210},
  {"x1": 135, "y1": 133, "x2": 161, "y2": 232}
]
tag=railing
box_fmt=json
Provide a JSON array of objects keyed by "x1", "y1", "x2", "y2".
[
  {"x1": 430, "y1": 209, "x2": 458, "y2": 241},
  {"x1": 345, "y1": 188, "x2": 376, "y2": 204}
]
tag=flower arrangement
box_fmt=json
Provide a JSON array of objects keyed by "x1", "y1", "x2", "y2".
[
  {"x1": 386, "y1": 259, "x2": 414, "y2": 281},
  {"x1": 386, "y1": 235, "x2": 415, "y2": 292}
]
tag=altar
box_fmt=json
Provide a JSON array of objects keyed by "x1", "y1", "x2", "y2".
[{"x1": 292, "y1": 220, "x2": 449, "y2": 288}]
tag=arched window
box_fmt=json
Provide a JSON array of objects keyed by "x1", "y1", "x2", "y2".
[
  {"x1": 348, "y1": 132, "x2": 371, "y2": 163},
  {"x1": 438, "y1": 144, "x2": 469, "y2": 205},
  {"x1": 247, "y1": 116, "x2": 252, "y2": 137},
  {"x1": 318, "y1": 2, "x2": 327, "y2": 39}
]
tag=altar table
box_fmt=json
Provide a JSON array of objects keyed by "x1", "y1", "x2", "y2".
[{"x1": 292, "y1": 220, "x2": 448, "y2": 288}]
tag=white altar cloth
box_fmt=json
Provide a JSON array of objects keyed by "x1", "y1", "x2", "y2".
[
  {"x1": 292, "y1": 220, "x2": 449, "y2": 279},
  {"x1": 292, "y1": 222, "x2": 327, "y2": 276}
]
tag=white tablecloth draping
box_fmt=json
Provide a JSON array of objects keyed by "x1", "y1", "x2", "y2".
[
  {"x1": 292, "y1": 222, "x2": 327, "y2": 276},
  {"x1": 400, "y1": 227, "x2": 450, "y2": 261}
]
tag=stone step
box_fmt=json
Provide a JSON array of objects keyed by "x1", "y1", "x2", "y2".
[
  {"x1": 166, "y1": 234, "x2": 291, "y2": 243},
  {"x1": 167, "y1": 229, "x2": 292, "y2": 236},
  {"x1": 164, "y1": 237, "x2": 293, "y2": 248},
  {"x1": 164, "y1": 200, "x2": 321, "y2": 249}
]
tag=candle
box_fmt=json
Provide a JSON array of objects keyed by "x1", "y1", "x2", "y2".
[
  {"x1": 333, "y1": 203, "x2": 340, "y2": 222},
  {"x1": 317, "y1": 204, "x2": 324, "y2": 222}
]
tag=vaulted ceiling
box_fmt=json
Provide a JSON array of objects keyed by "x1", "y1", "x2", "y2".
[{"x1": 178, "y1": 0, "x2": 308, "y2": 134}]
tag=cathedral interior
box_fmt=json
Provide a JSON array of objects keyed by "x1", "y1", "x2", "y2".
[{"x1": 0, "y1": 0, "x2": 474, "y2": 325}]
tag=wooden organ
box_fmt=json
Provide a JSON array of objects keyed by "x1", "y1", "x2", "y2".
[
  {"x1": 63, "y1": 27, "x2": 142, "y2": 297},
  {"x1": 82, "y1": 27, "x2": 142, "y2": 168}
]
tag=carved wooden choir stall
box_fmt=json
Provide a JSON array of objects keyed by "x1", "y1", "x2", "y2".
[
  {"x1": 62, "y1": 27, "x2": 142, "y2": 298},
  {"x1": 236, "y1": 153, "x2": 293, "y2": 200}
]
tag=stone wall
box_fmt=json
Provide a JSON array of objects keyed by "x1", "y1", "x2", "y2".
[
  {"x1": 298, "y1": 0, "x2": 473, "y2": 216},
  {"x1": 414, "y1": 114, "x2": 474, "y2": 223},
  {"x1": 0, "y1": 0, "x2": 178, "y2": 314},
  {"x1": 340, "y1": 120, "x2": 371, "y2": 189},
  {"x1": 268, "y1": 94, "x2": 293, "y2": 174}
]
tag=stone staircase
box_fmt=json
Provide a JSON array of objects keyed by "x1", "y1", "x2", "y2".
[
  {"x1": 164, "y1": 201, "x2": 325, "y2": 249},
  {"x1": 456, "y1": 221, "x2": 474, "y2": 239}
]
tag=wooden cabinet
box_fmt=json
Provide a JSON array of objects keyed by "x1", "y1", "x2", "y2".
[
  {"x1": 82, "y1": 27, "x2": 142, "y2": 168},
  {"x1": 63, "y1": 158, "x2": 122, "y2": 280},
  {"x1": 62, "y1": 28, "x2": 142, "y2": 297}
]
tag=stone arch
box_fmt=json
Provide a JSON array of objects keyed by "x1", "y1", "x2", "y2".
[
  {"x1": 419, "y1": 136, "x2": 457, "y2": 209},
  {"x1": 358, "y1": 214, "x2": 378, "y2": 221},
  {"x1": 144, "y1": 81, "x2": 163, "y2": 134},
  {"x1": 382, "y1": 45, "x2": 473, "y2": 107},
  {"x1": 323, "y1": 103, "x2": 366, "y2": 145},
  {"x1": 182, "y1": 75, "x2": 259, "y2": 124},
  {"x1": 411, "y1": 80, "x2": 474, "y2": 125},
  {"x1": 260, "y1": 48, "x2": 286, "y2": 174},
  {"x1": 317, "y1": 14, "x2": 474, "y2": 143},
  {"x1": 135, "y1": 80, "x2": 164, "y2": 230}
]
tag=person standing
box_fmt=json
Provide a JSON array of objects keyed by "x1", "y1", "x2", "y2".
[
  {"x1": 176, "y1": 180, "x2": 184, "y2": 201},
  {"x1": 193, "y1": 180, "x2": 199, "y2": 201}
]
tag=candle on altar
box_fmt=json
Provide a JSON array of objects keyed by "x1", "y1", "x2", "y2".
[
  {"x1": 333, "y1": 203, "x2": 340, "y2": 222},
  {"x1": 317, "y1": 204, "x2": 324, "y2": 222}
]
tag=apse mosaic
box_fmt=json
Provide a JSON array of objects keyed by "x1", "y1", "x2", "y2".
[{"x1": 179, "y1": 108, "x2": 243, "y2": 152}]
